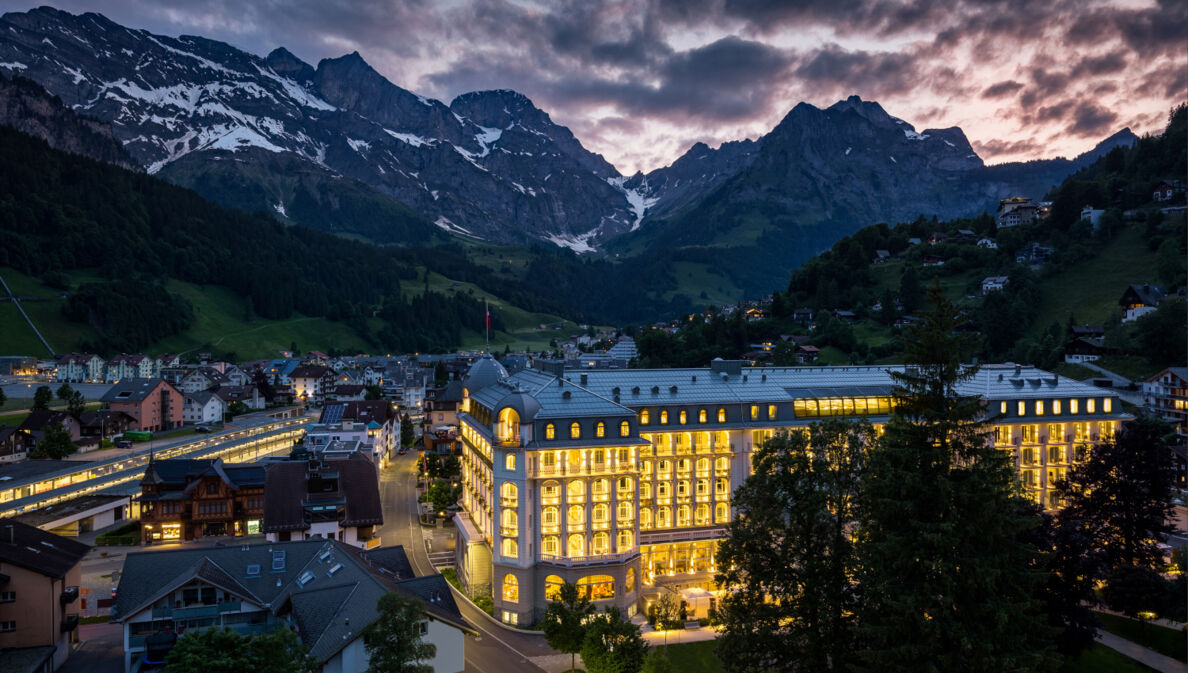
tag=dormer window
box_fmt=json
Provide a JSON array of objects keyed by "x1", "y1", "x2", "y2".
[
  {"x1": 699, "y1": 409, "x2": 707, "y2": 423},
  {"x1": 679, "y1": 410, "x2": 687, "y2": 425},
  {"x1": 660, "y1": 410, "x2": 668, "y2": 424},
  {"x1": 545, "y1": 424, "x2": 555, "y2": 439},
  {"x1": 570, "y1": 422, "x2": 581, "y2": 439},
  {"x1": 718, "y1": 408, "x2": 726, "y2": 423},
  {"x1": 620, "y1": 420, "x2": 630, "y2": 437},
  {"x1": 596, "y1": 422, "x2": 605, "y2": 438},
  {"x1": 640, "y1": 409, "x2": 650, "y2": 425}
]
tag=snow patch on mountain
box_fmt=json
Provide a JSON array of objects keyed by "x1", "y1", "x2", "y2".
[
  {"x1": 0, "y1": 61, "x2": 26, "y2": 71},
  {"x1": 384, "y1": 129, "x2": 434, "y2": 147},
  {"x1": 434, "y1": 216, "x2": 478, "y2": 238},
  {"x1": 606, "y1": 176, "x2": 659, "y2": 231},
  {"x1": 547, "y1": 231, "x2": 597, "y2": 253}
]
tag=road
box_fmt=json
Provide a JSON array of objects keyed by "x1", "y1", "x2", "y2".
[{"x1": 381, "y1": 451, "x2": 557, "y2": 673}]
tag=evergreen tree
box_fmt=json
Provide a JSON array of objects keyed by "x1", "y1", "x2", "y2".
[
  {"x1": 898, "y1": 265, "x2": 923, "y2": 314},
  {"x1": 32, "y1": 421, "x2": 75, "y2": 459},
  {"x1": 1025, "y1": 507, "x2": 1105, "y2": 658},
  {"x1": 32, "y1": 385, "x2": 52, "y2": 410},
  {"x1": 163, "y1": 624, "x2": 314, "y2": 673},
  {"x1": 56, "y1": 383, "x2": 74, "y2": 402},
  {"x1": 580, "y1": 607, "x2": 648, "y2": 673},
  {"x1": 364, "y1": 384, "x2": 385, "y2": 400},
  {"x1": 433, "y1": 361, "x2": 448, "y2": 386},
  {"x1": 364, "y1": 592, "x2": 435, "y2": 673},
  {"x1": 716, "y1": 420, "x2": 868, "y2": 673},
  {"x1": 253, "y1": 370, "x2": 277, "y2": 402},
  {"x1": 67, "y1": 390, "x2": 86, "y2": 418},
  {"x1": 542, "y1": 581, "x2": 594, "y2": 673},
  {"x1": 400, "y1": 413, "x2": 415, "y2": 448},
  {"x1": 856, "y1": 285, "x2": 1054, "y2": 672}
]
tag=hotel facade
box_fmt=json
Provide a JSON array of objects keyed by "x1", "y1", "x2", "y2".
[{"x1": 453, "y1": 357, "x2": 1128, "y2": 626}]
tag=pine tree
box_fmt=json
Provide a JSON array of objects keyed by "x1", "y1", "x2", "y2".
[
  {"x1": 716, "y1": 420, "x2": 868, "y2": 672},
  {"x1": 856, "y1": 285, "x2": 1054, "y2": 672}
]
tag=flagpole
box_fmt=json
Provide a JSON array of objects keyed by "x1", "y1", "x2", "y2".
[{"x1": 485, "y1": 300, "x2": 490, "y2": 354}]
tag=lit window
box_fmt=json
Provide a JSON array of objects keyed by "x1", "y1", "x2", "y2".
[
  {"x1": 543, "y1": 507, "x2": 558, "y2": 525},
  {"x1": 1000, "y1": 401, "x2": 1007, "y2": 415},
  {"x1": 567, "y1": 480, "x2": 585, "y2": 501},
  {"x1": 570, "y1": 422, "x2": 581, "y2": 439},
  {"x1": 699, "y1": 409, "x2": 707, "y2": 423},
  {"x1": 502, "y1": 574, "x2": 519, "y2": 603},
  {"x1": 505, "y1": 453, "x2": 516, "y2": 471},
  {"x1": 1017, "y1": 401, "x2": 1026, "y2": 416},
  {"x1": 994, "y1": 426, "x2": 1011, "y2": 444},
  {"x1": 1087, "y1": 399, "x2": 1095, "y2": 413},
  {"x1": 768, "y1": 405, "x2": 777, "y2": 420},
  {"x1": 1103, "y1": 398, "x2": 1112, "y2": 413},
  {"x1": 545, "y1": 575, "x2": 563, "y2": 599},
  {"x1": 715, "y1": 457, "x2": 729, "y2": 472},
  {"x1": 620, "y1": 420, "x2": 630, "y2": 436},
  {"x1": 679, "y1": 410, "x2": 687, "y2": 425},
  {"x1": 617, "y1": 529, "x2": 634, "y2": 551},
  {"x1": 1070, "y1": 399, "x2": 1079, "y2": 414},
  {"x1": 576, "y1": 574, "x2": 615, "y2": 601},
  {"x1": 718, "y1": 408, "x2": 726, "y2": 423},
  {"x1": 715, "y1": 502, "x2": 729, "y2": 522},
  {"x1": 501, "y1": 482, "x2": 518, "y2": 506},
  {"x1": 657, "y1": 506, "x2": 672, "y2": 527},
  {"x1": 677, "y1": 480, "x2": 690, "y2": 497},
  {"x1": 592, "y1": 532, "x2": 610, "y2": 555},
  {"x1": 502, "y1": 538, "x2": 518, "y2": 559},
  {"x1": 543, "y1": 536, "x2": 559, "y2": 555},
  {"x1": 502, "y1": 508, "x2": 517, "y2": 529},
  {"x1": 640, "y1": 410, "x2": 650, "y2": 425},
  {"x1": 695, "y1": 503, "x2": 710, "y2": 525},
  {"x1": 626, "y1": 568, "x2": 636, "y2": 593},
  {"x1": 593, "y1": 421, "x2": 604, "y2": 438},
  {"x1": 750, "y1": 405, "x2": 759, "y2": 420},
  {"x1": 545, "y1": 424, "x2": 555, "y2": 439},
  {"x1": 617, "y1": 501, "x2": 633, "y2": 521},
  {"x1": 677, "y1": 505, "x2": 691, "y2": 527},
  {"x1": 715, "y1": 477, "x2": 729, "y2": 495},
  {"x1": 1053, "y1": 400, "x2": 1062, "y2": 415},
  {"x1": 1035, "y1": 400, "x2": 1044, "y2": 416},
  {"x1": 568, "y1": 534, "x2": 585, "y2": 557},
  {"x1": 660, "y1": 410, "x2": 669, "y2": 424},
  {"x1": 568, "y1": 505, "x2": 585, "y2": 525}
]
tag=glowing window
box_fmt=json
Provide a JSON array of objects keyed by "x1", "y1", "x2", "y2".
[
  {"x1": 718, "y1": 408, "x2": 726, "y2": 423},
  {"x1": 715, "y1": 502, "x2": 729, "y2": 522},
  {"x1": 502, "y1": 538, "x2": 518, "y2": 559},
  {"x1": 1103, "y1": 398, "x2": 1112, "y2": 413},
  {"x1": 592, "y1": 532, "x2": 610, "y2": 555},
  {"x1": 1087, "y1": 399, "x2": 1096, "y2": 413},
  {"x1": 1053, "y1": 400, "x2": 1062, "y2": 415},
  {"x1": 657, "y1": 482, "x2": 671, "y2": 498},
  {"x1": 696, "y1": 479, "x2": 709, "y2": 496},
  {"x1": 715, "y1": 457, "x2": 729, "y2": 471},
  {"x1": 1017, "y1": 401, "x2": 1026, "y2": 416},
  {"x1": 620, "y1": 420, "x2": 630, "y2": 436},
  {"x1": 625, "y1": 568, "x2": 635, "y2": 593},
  {"x1": 1035, "y1": 400, "x2": 1044, "y2": 416},
  {"x1": 1070, "y1": 399, "x2": 1079, "y2": 414},
  {"x1": 502, "y1": 574, "x2": 519, "y2": 603},
  {"x1": 1000, "y1": 401, "x2": 1007, "y2": 414},
  {"x1": 750, "y1": 405, "x2": 759, "y2": 420},
  {"x1": 593, "y1": 503, "x2": 609, "y2": 523},
  {"x1": 640, "y1": 410, "x2": 650, "y2": 425},
  {"x1": 545, "y1": 575, "x2": 563, "y2": 600},
  {"x1": 617, "y1": 529, "x2": 634, "y2": 552},
  {"x1": 543, "y1": 536, "x2": 559, "y2": 556},
  {"x1": 660, "y1": 410, "x2": 668, "y2": 424},
  {"x1": 567, "y1": 480, "x2": 585, "y2": 501},
  {"x1": 715, "y1": 477, "x2": 729, "y2": 495},
  {"x1": 695, "y1": 503, "x2": 710, "y2": 525},
  {"x1": 657, "y1": 506, "x2": 672, "y2": 527},
  {"x1": 677, "y1": 410, "x2": 686, "y2": 425},
  {"x1": 500, "y1": 482, "x2": 518, "y2": 505},
  {"x1": 677, "y1": 505, "x2": 691, "y2": 526},
  {"x1": 501, "y1": 508, "x2": 517, "y2": 529},
  {"x1": 570, "y1": 422, "x2": 581, "y2": 439},
  {"x1": 568, "y1": 534, "x2": 585, "y2": 557},
  {"x1": 617, "y1": 501, "x2": 633, "y2": 521},
  {"x1": 576, "y1": 575, "x2": 615, "y2": 600},
  {"x1": 699, "y1": 409, "x2": 707, "y2": 423},
  {"x1": 640, "y1": 507, "x2": 653, "y2": 528},
  {"x1": 545, "y1": 424, "x2": 555, "y2": 439},
  {"x1": 504, "y1": 453, "x2": 516, "y2": 471},
  {"x1": 543, "y1": 507, "x2": 558, "y2": 525},
  {"x1": 768, "y1": 405, "x2": 777, "y2": 420},
  {"x1": 677, "y1": 480, "x2": 690, "y2": 497},
  {"x1": 568, "y1": 505, "x2": 585, "y2": 525},
  {"x1": 593, "y1": 478, "x2": 609, "y2": 497},
  {"x1": 596, "y1": 422, "x2": 605, "y2": 438}
]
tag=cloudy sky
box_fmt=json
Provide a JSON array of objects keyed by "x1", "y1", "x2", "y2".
[{"x1": 4, "y1": 0, "x2": 1183, "y2": 174}]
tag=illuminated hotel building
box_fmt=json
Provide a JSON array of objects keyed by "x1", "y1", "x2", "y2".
[{"x1": 453, "y1": 356, "x2": 1128, "y2": 625}]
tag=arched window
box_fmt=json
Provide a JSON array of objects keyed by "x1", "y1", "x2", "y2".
[
  {"x1": 577, "y1": 575, "x2": 615, "y2": 600},
  {"x1": 677, "y1": 480, "x2": 690, "y2": 497},
  {"x1": 593, "y1": 503, "x2": 609, "y2": 524},
  {"x1": 696, "y1": 458, "x2": 709, "y2": 473},
  {"x1": 715, "y1": 502, "x2": 729, "y2": 523},
  {"x1": 616, "y1": 477, "x2": 633, "y2": 496},
  {"x1": 545, "y1": 575, "x2": 564, "y2": 600},
  {"x1": 657, "y1": 459, "x2": 672, "y2": 475},
  {"x1": 626, "y1": 568, "x2": 636, "y2": 593},
  {"x1": 592, "y1": 531, "x2": 610, "y2": 555},
  {"x1": 718, "y1": 408, "x2": 726, "y2": 423},
  {"x1": 543, "y1": 507, "x2": 558, "y2": 526},
  {"x1": 502, "y1": 574, "x2": 519, "y2": 603},
  {"x1": 657, "y1": 482, "x2": 671, "y2": 498},
  {"x1": 596, "y1": 421, "x2": 606, "y2": 438},
  {"x1": 677, "y1": 458, "x2": 691, "y2": 473},
  {"x1": 498, "y1": 408, "x2": 521, "y2": 443},
  {"x1": 695, "y1": 503, "x2": 709, "y2": 526},
  {"x1": 502, "y1": 537, "x2": 518, "y2": 559},
  {"x1": 640, "y1": 507, "x2": 653, "y2": 529},
  {"x1": 543, "y1": 536, "x2": 559, "y2": 556},
  {"x1": 620, "y1": 420, "x2": 630, "y2": 436},
  {"x1": 617, "y1": 501, "x2": 633, "y2": 521},
  {"x1": 542, "y1": 481, "x2": 560, "y2": 502},
  {"x1": 698, "y1": 409, "x2": 707, "y2": 423},
  {"x1": 617, "y1": 529, "x2": 633, "y2": 552},
  {"x1": 568, "y1": 534, "x2": 585, "y2": 557},
  {"x1": 660, "y1": 410, "x2": 669, "y2": 424},
  {"x1": 715, "y1": 457, "x2": 729, "y2": 472},
  {"x1": 568, "y1": 505, "x2": 585, "y2": 525},
  {"x1": 640, "y1": 409, "x2": 650, "y2": 425},
  {"x1": 567, "y1": 480, "x2": 585, "y2": 502},
  {"x1": 570, "y1": 422, "x2": 581, "y2": 439},
  {"x1": 640, "y1": 481, "x2": 652, "y2": 499},
  {"x1": 696, "y1": 479, "x2": 709, "y2": 496},
  {"x1": 715, "y1": 477, "x2": 729, "y2": 496},
  {"x1": 504, "y1": 453, "x2": 516, "y2": 471},
  {"x1": 677, "y1": 505, "x2": 691, "y2": 527},
  {"x1": 500, "y1": 482, "x2": 518, "y2": 506},
  {"x1": 592, "y1": 478, "x2": 609, "y2": 498},
  {"x1": 545, "y1": 423, "x2": 555, "y2": 439},
  {"x1": 501, "y1": 508, "x2": 517, "y2": 529},
  {"x1": 679, "y1": 410, "x2": 687, "y2": 425},
  {"x1": 657, "y1": 506, "x2": 672, "y2": 528}
]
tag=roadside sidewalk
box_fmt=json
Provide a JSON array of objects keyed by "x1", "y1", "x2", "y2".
[{"x1": 1096, "y1": 631, "x2": 1186, "y2": 673}]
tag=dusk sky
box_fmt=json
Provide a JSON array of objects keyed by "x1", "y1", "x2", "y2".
[{"x1": 3, "y1": 0, "x2": 1184, "y2": 175}]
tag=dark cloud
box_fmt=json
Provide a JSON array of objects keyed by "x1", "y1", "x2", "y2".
[
  {"x1": 982, "y1": 80, "x2": 1023, "y2": 98},
  {"x1": 972, "y1": 137, "x2": 1044, "y2": 157},
  {"x1": 1069, "y1": 103, "x2": 1118, "y2": 137},
  {"x1": 1070, "y1": 52, "x2": 1128, "y2": 78}
]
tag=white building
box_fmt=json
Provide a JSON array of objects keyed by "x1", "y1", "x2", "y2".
[
  {"x1": 55, "y1": 353, "x2": 104, "y2": 382},
  {"x1": 112, "y1": 540, "x2": 474, "y2": 673},
  {"x1": 1080, "y1": 206, "x2": 1104, "y2": 228},
  {"x1": 981, "y1": 276, "x2": 1009, "y2": 294},
  {"x1": 183, "y1": 391, "x2": 226, "y2": 424}
]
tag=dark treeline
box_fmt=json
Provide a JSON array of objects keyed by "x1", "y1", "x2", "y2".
[{"x1": 64, "y1": 281, "x2": 195, "y2": 353}]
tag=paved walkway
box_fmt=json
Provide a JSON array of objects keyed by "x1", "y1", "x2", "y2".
[{"x1": 1096, "y1": 631, "x2": 1187, "y2": 673}]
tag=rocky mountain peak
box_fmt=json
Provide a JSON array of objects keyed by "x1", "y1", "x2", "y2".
[{"x1": 266, "y1": 47, "x2": 314, "y2": 84}]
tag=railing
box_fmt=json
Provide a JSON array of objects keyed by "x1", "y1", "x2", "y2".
[
  {"x1": 218, "y1": 600, "x2": 242, "y2": 613},
  {"x1": 540, "y1": 549, "x2": 639, "y2": 567},
  {"x1": 530, "y1": 462, "x2": 638, "y2": 478}
]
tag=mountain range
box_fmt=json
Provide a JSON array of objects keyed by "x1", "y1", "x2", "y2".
[{"x1": 0, "y1": 6, "x2": 1139, "y2": 299}]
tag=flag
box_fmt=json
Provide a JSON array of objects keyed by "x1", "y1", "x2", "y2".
[{"x1": 485, "y1": 301, "x2": 491, "y2": 330}]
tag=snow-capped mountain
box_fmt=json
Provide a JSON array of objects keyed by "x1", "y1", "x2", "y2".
[{"x1": 0, "y1": 6, "x2": 654, "y2": 248}]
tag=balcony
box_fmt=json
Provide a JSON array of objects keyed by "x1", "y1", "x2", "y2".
[
  {"x1": 539, "y1": 549, "x2": 640, "y2": 567},
  {"x1": 500, "y1": 526, "x2": 518, "y2": 538},
  {"x1": 531, "y1": 462, "x2": 638, "y2": 478},
  {"x1": 218, "y1": 599, "x2": 242, "y2": 613},
  {"x1": 60, "y1": 586, "x2": 79, "y2": 604}
]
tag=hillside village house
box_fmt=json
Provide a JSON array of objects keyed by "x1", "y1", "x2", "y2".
[
  {"x1": 101, "y1": 378, "x2": 183, "y2": 432},
  {"x1": 104, "y1": 354, "x2": 155, "y2": 382},
  {"x1": 312, "y1": 401, "x2": 399, "y2": 466},
  {"x1": 212, "y1": 385, "x2": 264, "y2": 410},
  {"x1": 996, "y1": 196, "x2": 1039, "y2": 227},
  {"x1": 262, "y1": 452, "x2": 382, "y2": 547},
  {"x1": 77, "y1": 410, "x2": 136, "y2": 444},
  {"x1": 178, "y1": 367, "x2": 230, "y2": 394},
  {"x1": 453, "y1": 356, "x2": 1127, "y2": 625},
  {"x1": 0, "y1": 427, "x2": 34, "y2": 462},
  {"x1": 1119, "y1": 283, "x2": 1166, "y2": 322},
  {"x1": 0, "y1": 519, "x2": 88, "y2": 673},
  {"x1": 183, "y1": 391, "x2": 227, "y2": 425},
  {"x1": 1144, "y1": 367, "x2": 1188, "y2": 442},
  {"x1": 1154, "y1": 180, "x2": 1185, "y2": 201},
  {"x1": 290, "y1": 366, "x2": 338, "y2": 404},
  {"x1": 54, "y1": 354, "x2": 104, "y2": 382},
  {"x1": 1080, "y1": 206, "x2": 1105, "y2": 228},
  {"x1": 112, "y1": 541, "x2": 473, "y2": 673},
  {"x1": 981, "y1": 276, "x2": 1009, "y2": 294}
]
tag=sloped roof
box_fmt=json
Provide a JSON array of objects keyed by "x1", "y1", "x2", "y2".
[
  {"x1": 101, "y1": 378, "x2": 176, "y2": 403},
  {"x1": 263, "y1": 454, "x2": 382, "y2": 532},
  {"x1": 0, "y1": 517, "x2": 90, "y2": 578}
]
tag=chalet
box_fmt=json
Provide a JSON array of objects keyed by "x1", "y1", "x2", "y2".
[
  {"x1": 1064, "y1": 337, "x2": 1110, "y2": 364},
  {"x1": 955, "y1": 229, "x2": 978, "y2": 240},
  {"x1": 101, "y1": 379, "x2": 184, "y2": 432},
  {"x1": 1154, "y1": 180, "x2": 1185, "y2": 202},
  {"x1": 155, "y1": 354, "x2": 181, "y2": 372},
  {"x1": 928, "y1": 232, "x2": 947, "y2": 245},
  {"x1": 922, "y1": 255, "x2": 945, "y2": 267},
  {"x1": 111, "y1": 540, "x2": 473, "y2": 673},
  {"x1": 330, "y1": 384, "x2": 367, "y2": 402},
  {"x1": 105, "y1": 354, "x2": 153, "y2": 382},
  {"x1": 0, "y1": 520, "x2": 88, "y2": 673},
  {"x1": 55, "y1": 353, "x2": 104, "y2": 383},
  {"x1": 872, "y1": 249, "x2": 891, "y2": 263},
  {"x1": 744, "y1": 307, "x2": 769, "y2": 321},
  {"x1": 18, "y1": 409, "x2": 82, "y2": 444},
  {"x1": 797, "y1": 345, "x2": 820, "y2": 363},
  {"x1": 997, "y1": 196, "x2": 1039, "y2": 228},
  {"x1": 212, "y1": 385, "x2": 265, "y2": 410},
  {"x1": 78, "y1": 409, "x2": 137, "y2": 444},
  {"x1": 1119, "y1": 283, "x2": 1165, "y2": 322},
  {"x1": 981, "y1": 276, "x2": 1009, "y2": 294},
  {"x1": 178, "y1": 367, "x2": 230, "y2": 394},
  {"x1": 831, "y1": 309, "x2": 857, "y2": 322},
  {"x1": 183, "y1": 391, "x2": 227, "y2": 425},
  {"x1": 138, "y1": 458, "x2": 266, "y2": 542},
  {"x1": 1144, "y1": 368, "x2": 1188, "y2": 441},
  {"x1": 263, "y1": 452, "x2": 382, "y2": 546},
  {"x1": 0, "y1": 426, "x2": 34, "y2": 462}
]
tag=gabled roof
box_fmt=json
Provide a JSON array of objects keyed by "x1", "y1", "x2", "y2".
[
  {"x1": 262, "y1": 454, "x2": 382, "y2": 532},
  {"x1": 0, "y1": 517, "x2": 89, "y2": 578},
  {"x1": 101, "y1": 378, "x2": 176, "y2": 403},
  {"x1": 1120, "y1": 283, "x2": 1166, "y2": 306},
  {"x1": 290, "y1": 365, "x2": 335, "y2": 379}
]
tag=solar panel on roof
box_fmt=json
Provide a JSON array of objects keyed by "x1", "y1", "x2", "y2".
[{"x1": 322, "y1": 404, "x2": 344, "y2": 424}]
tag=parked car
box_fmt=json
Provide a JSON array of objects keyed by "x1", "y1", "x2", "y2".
[
  {"x1": 115, "y1": 440, "x2": 132, "y2": 449},
  {"x1": 194, "y1": 425, "x2": 212, "y2": 433}
]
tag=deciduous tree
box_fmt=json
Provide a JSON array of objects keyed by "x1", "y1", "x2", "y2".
[
  {"x1": 580, "y1": 607, "x2": 648, "y2": 673},
  {"x1": 32, "y1": 421, "x2": 75, "y2": 459},
  {"x1": 542, "y1": 581, "x2": 594, "y2": 673},
  {"x1": 364, "y1": 592, "x2": 435, "y2": 673},
  {"x1": 32, "y1": 385, "x2": 51, "y2": 410}
]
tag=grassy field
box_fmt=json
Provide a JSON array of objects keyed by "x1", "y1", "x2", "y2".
[
  {"x1": 1030, "y1": 226, "x2": 1159, "y2": 337},
  {"x1": 1096, "y1": 612, "x2": 1187, "y2": 662},
  {"x1": 662, "y1": 641, "x2": 724, "y2": 673},
  {"x1": 662, "y1": 262, "x2": 743, "y2": 306},
  {"x1": 1051, "y1": 362, "x2": 1099, "y2": 380},
  {"x1": 1093, "y1": 355, "x2": 1164, "y2": 383}
]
